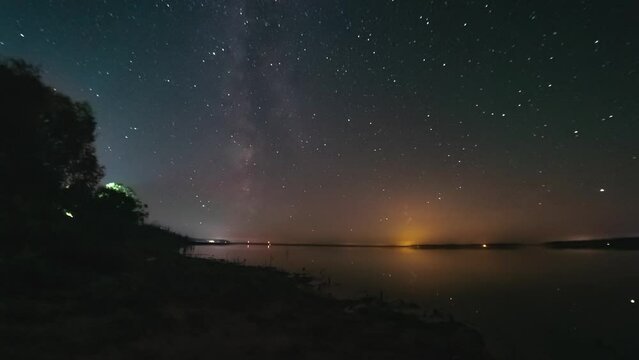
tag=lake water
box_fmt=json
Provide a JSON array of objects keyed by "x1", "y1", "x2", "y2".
[{"x1": 187, "y1": 245, "x2": 639, "y2": 360}]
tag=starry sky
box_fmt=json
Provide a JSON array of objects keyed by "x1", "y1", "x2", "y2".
[{"x1": 2, "y1": 0, "x2": 638, "y2": 243}]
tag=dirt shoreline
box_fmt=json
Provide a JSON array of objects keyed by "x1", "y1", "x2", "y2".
[{"x1": 1, "y1": 248, "x2": 492, "y2": 359}]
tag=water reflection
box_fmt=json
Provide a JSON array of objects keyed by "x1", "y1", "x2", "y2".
[{"x1": 187, "y1": 245, "x2": 639, "y2": 360}]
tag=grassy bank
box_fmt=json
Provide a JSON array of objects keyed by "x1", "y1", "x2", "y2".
[{"x1": 0, "y1": 227, "x2": 491, "y2": 359}]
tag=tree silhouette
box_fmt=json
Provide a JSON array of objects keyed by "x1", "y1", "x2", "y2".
[
  {"x1": 0, "y1": 59, "x2": 103, "y2": 244},
  {"x1": 87, "y1": 183, "x2": 149, "y2": 227}
]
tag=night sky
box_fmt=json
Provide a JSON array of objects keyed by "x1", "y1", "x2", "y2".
[{"x1": 2, "y1": 1, "x2": 638, "y2": 243}]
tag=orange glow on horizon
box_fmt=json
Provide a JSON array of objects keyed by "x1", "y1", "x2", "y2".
[{"x1": 396, "y1": 226, "x2": 428, "y2": 246}]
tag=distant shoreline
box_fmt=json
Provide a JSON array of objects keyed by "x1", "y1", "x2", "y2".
[
  {"x1": 543, "y1": 237, "x2": 639, "y2": 250},
  {"x1": 190, "y1": 237, "x2": 639, "y2": 250}
]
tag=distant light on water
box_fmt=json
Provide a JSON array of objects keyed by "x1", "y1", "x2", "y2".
[
  {"x1": 482, "y1": 244, "x2": 487, "y2": 248},
  {"x1": 631, "y1": 299, "x2": 636, "y2": 304}
]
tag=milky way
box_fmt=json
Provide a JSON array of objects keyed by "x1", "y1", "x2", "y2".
[{"x1": 2, "y1": 0, "x2": 638, "y2": 243}]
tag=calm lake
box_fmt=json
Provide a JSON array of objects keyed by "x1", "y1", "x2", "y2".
[{"x1": 187, "y1": 245, "x2": 639, "y2": 360}]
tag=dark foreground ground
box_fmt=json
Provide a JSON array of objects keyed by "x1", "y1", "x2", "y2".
[{"x1": 0, "y1": 236, "x2": 491, "y2": 360}]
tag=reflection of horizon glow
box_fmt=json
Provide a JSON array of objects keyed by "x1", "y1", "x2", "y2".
[{"x1": 187, "y1": 244, "x2": 639, "y2": 359}]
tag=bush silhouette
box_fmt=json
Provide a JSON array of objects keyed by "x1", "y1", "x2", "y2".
[{"x1": 88, "y1": 183, "x2": 149, "y2": 227}]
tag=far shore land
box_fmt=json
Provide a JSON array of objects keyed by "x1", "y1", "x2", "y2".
[
  {"x1": 1, "y1": 226, "x2": 491, "y2": 360},
  {"x1": 190, "y1": 237, "x2": 639, "y2": 250}
]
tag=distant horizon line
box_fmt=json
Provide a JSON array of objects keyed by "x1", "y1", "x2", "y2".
[{"x1": 188, "y1": 236, "x2": 639, "y2": 248}]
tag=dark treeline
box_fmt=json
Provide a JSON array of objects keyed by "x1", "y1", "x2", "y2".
[{"x1": 0, "y1": 58, "x2": 187, "y2": 261}]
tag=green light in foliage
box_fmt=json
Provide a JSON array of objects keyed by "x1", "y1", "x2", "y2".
[{"x1": 105, "y1": 182, "x2": 135, "y2": 198}]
